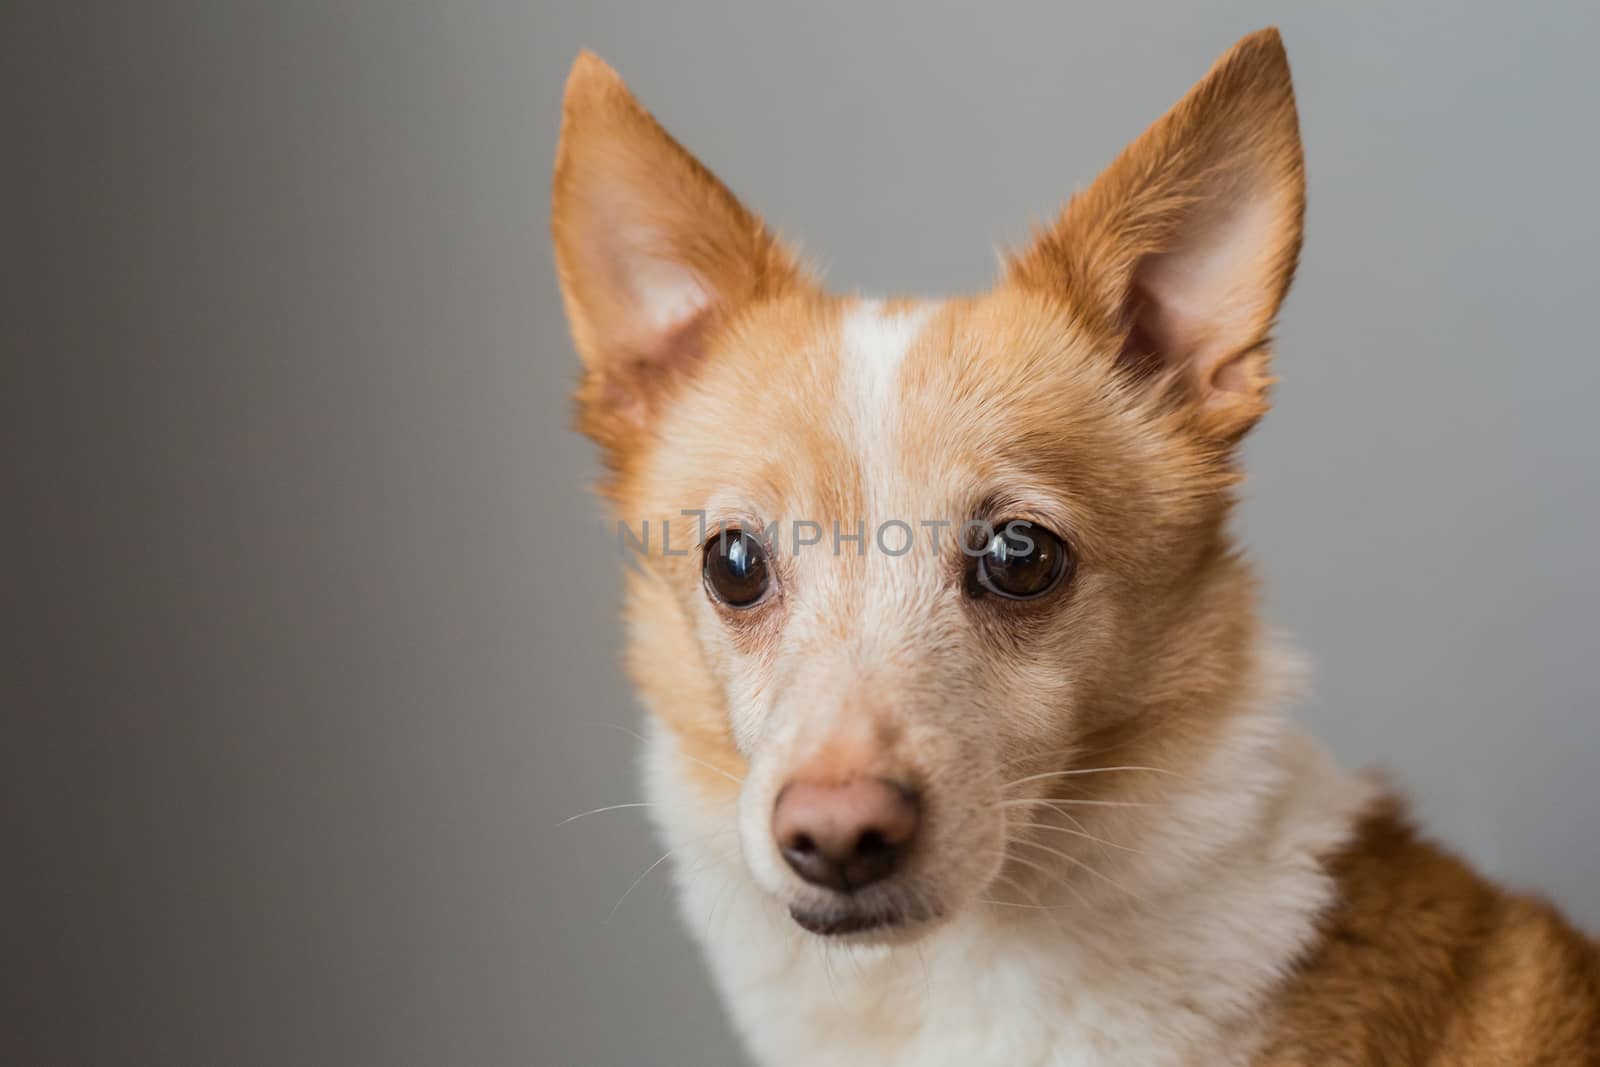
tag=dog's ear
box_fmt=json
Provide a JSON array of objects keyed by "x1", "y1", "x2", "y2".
[
  {"x1": 552, "y1": 52, "x2": 806, "y2": 454},
  {"x1": 1008, "y1": 28, "x2": 1304, "y2": 443}
]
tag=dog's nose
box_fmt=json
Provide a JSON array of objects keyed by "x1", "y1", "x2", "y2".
[{"x1": 772, "y1": 778, "x2": 919, "y2": 892}]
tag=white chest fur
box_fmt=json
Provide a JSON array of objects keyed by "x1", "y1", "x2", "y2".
[{"x1": 643, "y1": 708, "x2": 1373, "y2": 1067}]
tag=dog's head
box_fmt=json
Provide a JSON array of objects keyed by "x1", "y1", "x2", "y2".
[{"x1": 554, "y1": 30, "x2": 1303, "y2": 939}]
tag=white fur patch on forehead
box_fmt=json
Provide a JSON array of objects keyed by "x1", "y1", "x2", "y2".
[{"x1": 838, "y1": 300, "x2": 937, "y2": 503}]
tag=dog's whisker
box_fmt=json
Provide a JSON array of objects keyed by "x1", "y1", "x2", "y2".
[
  {"x1": 1035, "y1": 804, "x2": 1132, "y2": 864},
  {"x1": 609, "y1": 822, "x2": 738, "y2": 924},
  {"x1": 997, "y1": 747, "x2": 1078, "y2": 772},
  {"x1": 1009, "y1": 819, "x2": 1145, "y2": 855},
  {"x1": 703, "y1": 868, "x2": 740, "y2": 942},
  {"x1": 977, "y1": 896, "x2": 1083, "y2": 912},
  {"x1": 996, "y1": 718, "x2": 1187, "y2": 775},
  {"x1": 600, "y1": 721, "x2": 746, "y2": 785},
  {"x1": 1009, "y1": 836, "x2": 1149, "y2": 904},
  {"x1": 1039, "y1": 803, "x2": 1092, "y2": 836},
  {"x1": 557, "y1": 801, "x2": 657, "y2": 826},
  {"x1": 999, "y1": 765, "x2": 1176, "y2": 791},
  {"x1": 991, "y1": 846, "x2": 1083, "y2": 894},
  {"x1": 982, "y1": 848, "x2": 1094, "y2": 910},
  {"x1": 820, "y1": 941, "x2": 842, "y2": 1002},
  {"x1": 994, "y1": 796, "x2": 1152, "y2": 810},
  {"x1": 912, "y1": 935, "x2": 932, "y2": 1002},
  {"x1": 607, "y1": 846, "x2": 677, "y2": 922},
  {"x1": 983, "y1": 867, "x2": 1044, "y2": 908}
]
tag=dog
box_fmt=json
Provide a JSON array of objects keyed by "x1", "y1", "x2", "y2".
[{"x1": 551, "y1": 27, "x2": 1600, "y2": 1065}]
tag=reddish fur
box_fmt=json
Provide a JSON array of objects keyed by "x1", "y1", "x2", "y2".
[{"x1": 1261, "y1": 799, "x2": 1600, "y2": 1063}]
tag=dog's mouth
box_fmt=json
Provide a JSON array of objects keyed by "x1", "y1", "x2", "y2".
[
  {"x1": 788, "y1": 906, "x2": 898, "y2": 936},
  {"x1": 787, "y1": 896, "x2": 940, "y2": 938}
]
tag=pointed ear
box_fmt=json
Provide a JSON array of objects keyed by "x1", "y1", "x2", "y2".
[
  {"x1": 1008, "y1": 28, "x2": 1305, "y2": 442},
  {"x1": 552, "y1": 52, "x2": 806, "y2": 451}
]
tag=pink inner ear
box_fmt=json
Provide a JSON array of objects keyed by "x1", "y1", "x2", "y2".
[
  {"x1": 584, "y1": 215, "x2": 721, "y2": 381},
  {"x1": 1116, "y1": 285, "x2": 1167, "y2": 380},
  {"x1": 604, "y1": 305, "x2": 714, "y2": 431},
  {"x1": 582, "y1": 169, "x2": 720, "y2": 368},
  {"x1": 1121, "y1": 189, "x2": 1280, "y2": 394},
  {"x1": 601, "y1": 249, "x2": 717, "y2": 427},
  {"x1": 627, "y1": 252, "x2": 713, "y2": 339}
]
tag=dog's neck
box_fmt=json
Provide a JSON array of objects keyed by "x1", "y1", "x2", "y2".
[{"x1": 641, "y1": 639, "x2": 1375, "y2": 1067}]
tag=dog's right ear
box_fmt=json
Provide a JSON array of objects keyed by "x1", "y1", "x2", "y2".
[
  {"x1": 1008, "y1": 29, "x2": 1305, "y2": 444},
  {"x1": 552, "y1": 53, "x2": 805, "y2": 455}
]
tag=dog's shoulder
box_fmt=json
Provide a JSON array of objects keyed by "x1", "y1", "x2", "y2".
[{"x1": 1257, "y1": 795, "x2": 1600, "y2": 1065}]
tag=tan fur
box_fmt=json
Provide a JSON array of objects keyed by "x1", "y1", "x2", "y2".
[
  {"x1": 552, "y1": 51, "x2": 812, "y2": 472},
  {"x1": 1008, "y1": 29, "x2": 1304, "y2": 442},
  {"x1": 552, "y1": 28, "x2": 1600, "y2": 1066}
]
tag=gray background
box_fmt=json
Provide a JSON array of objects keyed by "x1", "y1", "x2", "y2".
[{"x1": 7, "y1": 2, "x2": 1598, "y2": 1065}]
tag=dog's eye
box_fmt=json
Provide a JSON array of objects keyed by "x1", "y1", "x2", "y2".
[
  {"x1": 973, "y1": 523, "x2": 1070, "y2": 600},
  {"x1": 703, "y1": 529, "x2": 772, "y2": 608}
]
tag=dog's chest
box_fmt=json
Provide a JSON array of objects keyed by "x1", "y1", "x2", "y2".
[{"x1": 673, "y1": 862, "x2": 1268, "y2": 1067}]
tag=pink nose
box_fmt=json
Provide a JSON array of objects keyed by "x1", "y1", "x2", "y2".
[{"x1": 772, "y1": 778, "x2": 920, "y2": 892}]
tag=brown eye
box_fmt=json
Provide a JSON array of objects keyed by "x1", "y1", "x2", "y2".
[
  {"x1": 973, "y1": 522, "x2": 1070, "y2": 600},
  {"x1": 702, "y1": 529, "x2": 772, "y2": 608}
]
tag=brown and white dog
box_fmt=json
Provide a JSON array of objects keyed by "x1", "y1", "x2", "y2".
[{"x1": 552, "y1": 28, "x2": 1600, "y2": 1066}]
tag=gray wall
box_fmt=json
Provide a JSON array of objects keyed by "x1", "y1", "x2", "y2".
[{"x1": 8, "y1": 2, "x2": 1597, "y2": 1065}]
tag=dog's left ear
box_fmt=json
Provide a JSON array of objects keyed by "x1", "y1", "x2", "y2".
[{"x1": 1009, "y1": 28, "x2": 1304, "y2": 442}]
